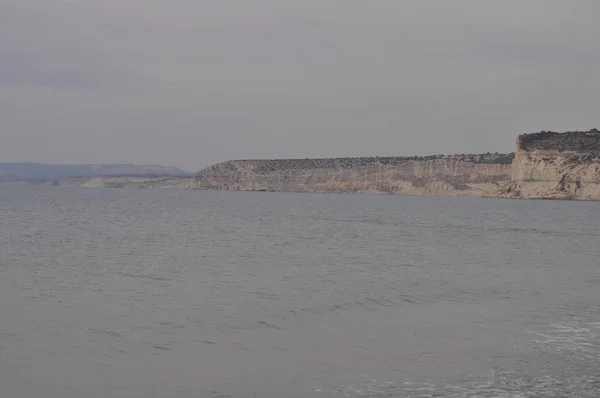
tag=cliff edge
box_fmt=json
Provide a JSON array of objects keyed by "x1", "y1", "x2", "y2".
[{"x1": 502, "y1": 129, "x2": 600, "y2": 200}]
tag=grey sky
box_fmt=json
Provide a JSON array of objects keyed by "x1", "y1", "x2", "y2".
[{"x1": 1, "y1": 0, "x2": 599, "y2": 171}]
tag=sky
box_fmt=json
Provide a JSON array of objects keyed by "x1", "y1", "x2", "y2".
[{"x1": 1, "y1": 1, "x2": 599, "y2": 171}]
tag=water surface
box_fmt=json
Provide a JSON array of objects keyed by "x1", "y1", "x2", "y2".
[{"x1": 1, "y1": 187, "x2": 599, "y2": 397}]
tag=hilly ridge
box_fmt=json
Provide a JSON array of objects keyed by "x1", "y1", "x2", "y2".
[{"x1": 0, "y1": 163, "x2": 191, "y2": 182}]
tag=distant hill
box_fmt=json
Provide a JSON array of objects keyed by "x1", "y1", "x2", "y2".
[{"x1": 0, "y1": 163, "x2": 192, "y2": 182}]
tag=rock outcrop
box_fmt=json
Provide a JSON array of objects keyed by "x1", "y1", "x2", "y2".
[{"x1": 501, "y1": 129, "x2": 600, "y2": 200}]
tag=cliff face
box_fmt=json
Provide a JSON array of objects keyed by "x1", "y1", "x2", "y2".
[
  {"x1": 193, "y1": 129, "x2": 600, "y2": 200},
  {"x1": 193, "y1": 157, "x2": 513, "y2": 197},
  {"x1": 503, "y1": 129, "x2": 600, "y2": 200},
  {"x1": 194, "y1": 129, "x2": 600, "y2": 200}
]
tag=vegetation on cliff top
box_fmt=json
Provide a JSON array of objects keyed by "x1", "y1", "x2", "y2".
[
  {"x1": 210, "y1": 153, "x2": 513, "y2": 172},
  {"x1": 518, "y1": 129, "x2": 600, "y2": 152}
]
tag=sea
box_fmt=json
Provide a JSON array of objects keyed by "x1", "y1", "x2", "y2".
[{"x1": 1, "y1": 186, "x2": 599, "y2": 398}]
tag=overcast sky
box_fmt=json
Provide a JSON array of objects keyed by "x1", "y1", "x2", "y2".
[{"x1": 1, "y1": 1, "x2": 599, "y2": 171}]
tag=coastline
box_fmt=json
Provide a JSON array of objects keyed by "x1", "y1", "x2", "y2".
[{"x1": 191, "y1": 130, "x2": 600, "y2": 201}]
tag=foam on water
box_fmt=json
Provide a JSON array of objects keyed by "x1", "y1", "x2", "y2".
[
  {"x1": 313, "y1": 320, "x2": 600, "y2": 397},
  {"x1": 529, "y1": 321, "x2": 599, "y2": 360},
  {"x1": 314, "y1": 371, "x2": 599, "y2": 398}
]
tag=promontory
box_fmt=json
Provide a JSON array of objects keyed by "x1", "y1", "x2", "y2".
[{"x1": 192, "y1": 129, "x2": 600, "y2": 200}]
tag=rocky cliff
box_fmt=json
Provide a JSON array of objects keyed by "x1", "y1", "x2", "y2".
[
  {"x1": 193, "y1": 129, "x2": 600, "y2": 200},
  {"x1": 193, "y1": 157, "x2": 513, "y2": 197},
  {"x1": 501, "y1": 129, "x2": 600, "y2": 200}
]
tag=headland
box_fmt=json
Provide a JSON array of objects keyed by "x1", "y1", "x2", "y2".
[{"x1": 192, "y1": 129, "x2": 600, "y2": 200}]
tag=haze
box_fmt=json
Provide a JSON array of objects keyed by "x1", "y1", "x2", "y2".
[{"x1": 1, "y1": 1, "x2": 599, "y2": 172}]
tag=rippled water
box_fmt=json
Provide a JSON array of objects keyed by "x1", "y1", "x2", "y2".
[{"x1": 1, "y1": 187, "x2": 599, "y2": 398}]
